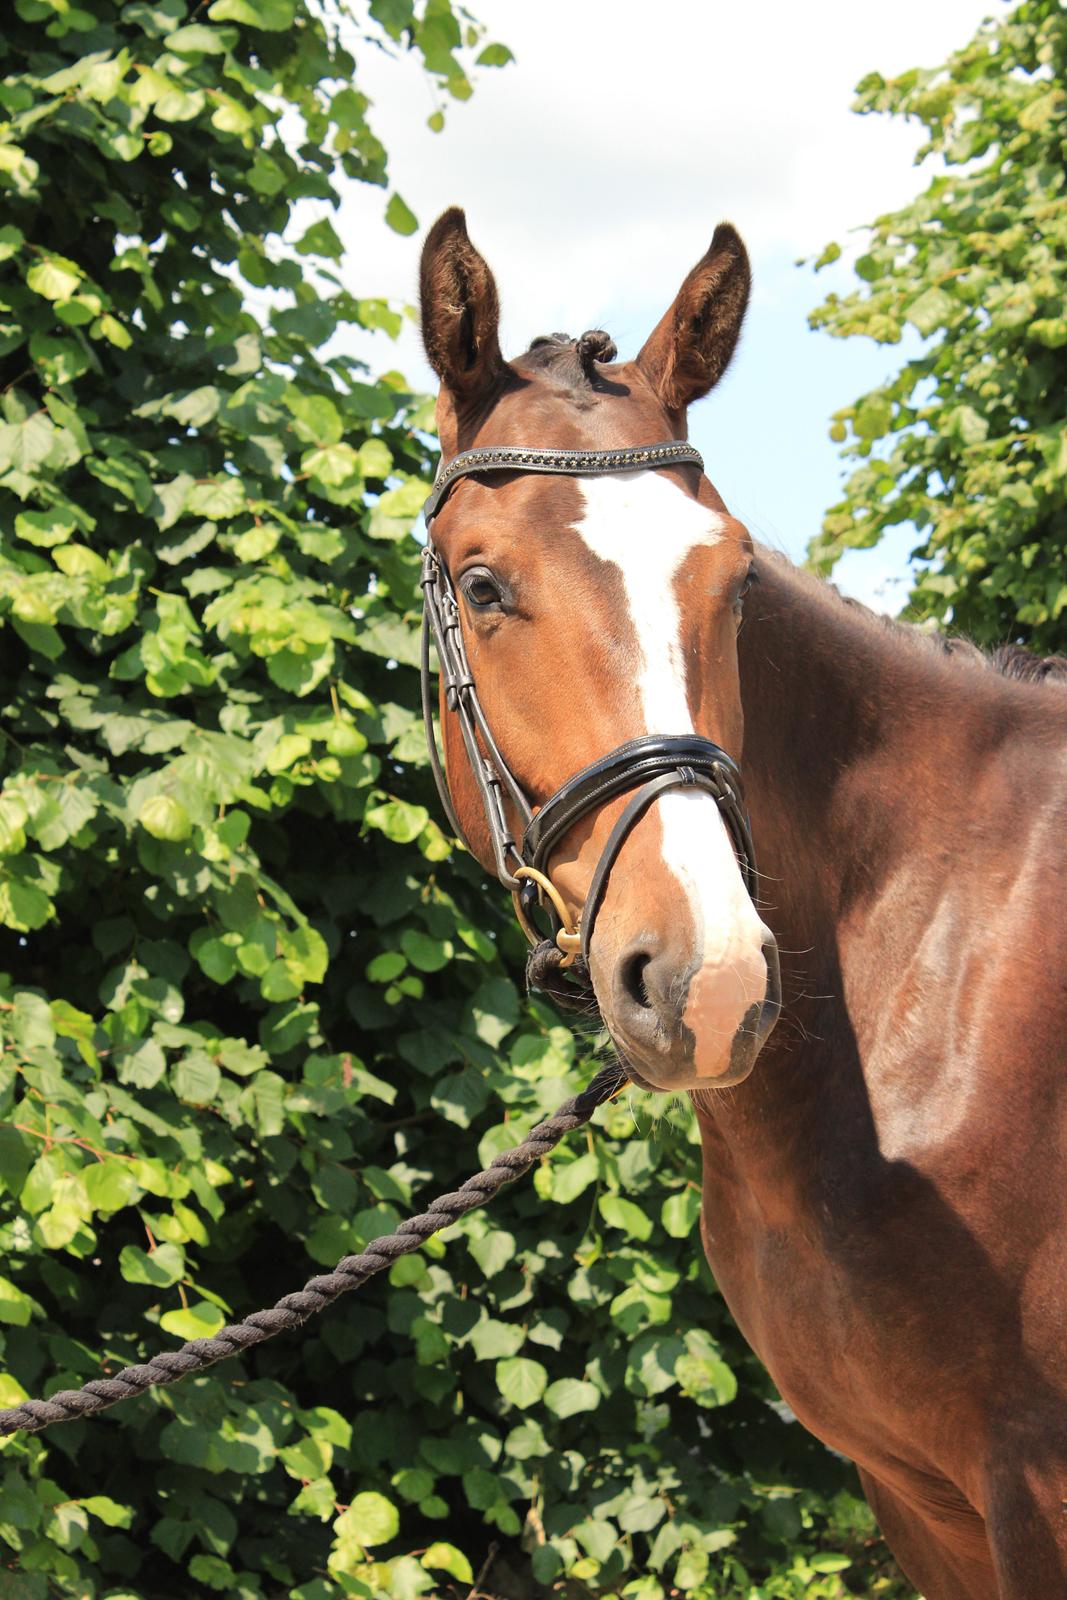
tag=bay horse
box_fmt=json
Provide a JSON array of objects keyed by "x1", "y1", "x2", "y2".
[{"x1": 417, "y1": 208, "x2": 1067, "y2": 1599}]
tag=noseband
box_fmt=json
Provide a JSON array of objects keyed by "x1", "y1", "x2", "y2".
[{"x1": 419, "y1": 440, "x2": 759, "y2": 1007}]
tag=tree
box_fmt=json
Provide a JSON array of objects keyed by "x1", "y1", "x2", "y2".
[
  {"x1": 808, "y1": 0, "x2": 1067, "y2": 653},
  {"x1": 0, "y1": 4, "x2": 912, "y2": 1596}
]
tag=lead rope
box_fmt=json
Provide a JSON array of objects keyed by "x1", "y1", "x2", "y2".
[{"x1": 0, "y1": 1063, "x2": 628, "y2": 1438}]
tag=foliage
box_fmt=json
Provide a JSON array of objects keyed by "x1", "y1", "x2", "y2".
[
  {"x1": 0, "y1": 2, "x2": 913, "y2": 1597},
  {"x1": 808, "y1": 0, "x2": 1067, "y2": 651}
]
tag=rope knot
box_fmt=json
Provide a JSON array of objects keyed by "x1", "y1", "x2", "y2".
[{"x1": 525, "y1": 938, "x2": 598, "y2": 1015}]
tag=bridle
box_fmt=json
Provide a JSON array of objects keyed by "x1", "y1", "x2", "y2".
[{"x1": 419, "y1": 440, "x2": 760, "y2": 1005}]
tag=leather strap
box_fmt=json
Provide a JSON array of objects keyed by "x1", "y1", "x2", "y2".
[
  {"x1": 574, "y1": 767, "x2": 754, "y2": 962},
  {"x1": 423, "y1": 440, "x2": 703, "y2": 524},
  {"x1": 524, "y1": 734, "x2": 744, "y2": 870}
]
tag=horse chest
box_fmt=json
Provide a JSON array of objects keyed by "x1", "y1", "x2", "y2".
[{"x1": 696, "y1": 1144, "x2": 990, "y2": 1479}]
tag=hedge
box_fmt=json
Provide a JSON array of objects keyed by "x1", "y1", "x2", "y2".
[{"x1": 0, "y1": 2, "x2": 910, "y2": 1595}]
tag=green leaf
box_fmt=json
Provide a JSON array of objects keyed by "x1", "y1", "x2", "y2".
[
  {"x1": 173, "y1": 1051, "x2": 221, "y2": 1102},
  {"x1": 905, "y1": 285, "x2": 956, "y2": 336},
  {"x1": 81, "y1": 1496, "x2": 134, "y2": 1528},
  {"x1": 53, "y1": 544, "x2": 109, "y2": 579},
  {"x1": 159, "y1": 1299, "x2": 225, "y2": 1339},
  {"x1": 189, "y1": 1554, "x2": 236, "y2": 1589},
  {"x1": 470, "y1": 976, "x2": 519, "y2": 1046},
  {"x1": 0, "y1": 1274, "x2": 34, "y2": 1326},
  {"x1": 0, "y1": 796, "x2": 28, "y2": 856},
  {"x1": 0, "y1": 225, "x2": 24, "y2": 262},
  {"x1": 0, "y1": 1125, "x2": 33, "y2": 1197},
  {"x1": 364, "y1": 798, "x2": 428, "y2": 844},
  {"x1": 26, "y1": 255, "x2": 82, "y2": 300},
  {"x1": 543, "y1": 1378, "x2": 599, "y2": 1418},
  {"x1": 811, "y1": 1553, "x2": 853, "y2": 1573},
  {"x1": 358, "y1": 437, "x2": 393, "y2": 478},
  {"x1": 398, "y1": 929, "x2": 450, "y2": 973},
  {"x1": 302, "y1": 441, "x2": 360, "y2": 487},
  {"x1": 384, "y1": 193, "x2": 418, "y2": 236},
  {"x1": 618, "y1": 1493, "x2": 667, "y2": 1534},
  {"x1": 139, "y1": 794, "x2": 193, "y2": 841},
  {"x1": 550, "y1": 1150, "x2": 598, "y2": 1204},
  {"x1": 675, "y1": 1335, "x2": 738, "y2": 1409},
  {"x1": 119, "y1": 1242, "x2": 184, "y2": 1287},
  {"x1": 208, "y1": 0, "x2": 295, "y2": 24},
  {"x1": 190, "y1": 932, "x2": 238, "y2": 984},
  {"x1": 85, "y1": 1160, "x2": 137, "y2": 1212},
  {"x1": 660, "y1": 1187, "x2": 701, "y2": 1237},
  {"x1": 392, "y1": 1466, "x2": 433, "y2": 1502},
  {"x1": 430, "y1": 1068, "x2": 489, "y2": 1128},
  {"x1": 338, "y1": 1490, "x2": 399, "y2": 1546},
  {"x1": 187, "y1": 477, "x2": 245, "y2": 518},
  {"x1": 598, "y1": 1193, "x2": 653, "y2": 1241},
  {"x1": 469, "y1": 1318, "x2": 524, "y2": 1360},
  {"x1": 296, "y1": 218, "x2": 344, "y2": 260},
  {"x1": 0, "y1": 412, "x2": 56, "y2": 472},
  {"x1": 495, "y1": 1356, "x2": 547, "y2": 1409},
  {"x1": 946, "y1": 404, "x2": 989, "y2": 446},
  {"x1": 853, "y1": 394, "x2": 892, "y2": 440},
  {"x1": 0, "y1": 876, "x2": 54, "y2": 929},
  {"x1": 504, "y1": 1418, "x2": 548, "y2": 1460},
  {"x1": 469, "y1": 1230, "x2": 514, "y2": 1279},
  {"x1": 422, "y1": 1542, "x2": 473, "y2": 1584},
  {"x1": 165, "y1": 22, "x2": 237, "y2": 51},
  {"x1": 288, "y1": 392, "x2": 342, "y2": 445},
  {"x1": 96, "y1": 313, "x2": 133, "y2": 349},
  {"x1": 574, "y1": 1518, "x2": 617, "y2": 1562},
  {"x1": 476, "y1": 42, "x2": 513, "y2": 66}
]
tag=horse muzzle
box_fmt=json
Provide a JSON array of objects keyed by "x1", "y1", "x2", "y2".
[{"x1": 598, "y1": 921, "x2": 781, "y2": 1093}]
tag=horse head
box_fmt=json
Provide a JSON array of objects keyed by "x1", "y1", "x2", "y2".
[{"x1": 419, "y1": 208, "x2": 780, "y2": 1092}]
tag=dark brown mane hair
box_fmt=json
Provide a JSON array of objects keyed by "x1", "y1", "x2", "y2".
[{"x1": 767, "y1": 550, "x2": 1067, "y2": 689}]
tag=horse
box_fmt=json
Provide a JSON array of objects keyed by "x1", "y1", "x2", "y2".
[{"x1": 416, "y1": 207, "x2": 1067, "y2": 1600}]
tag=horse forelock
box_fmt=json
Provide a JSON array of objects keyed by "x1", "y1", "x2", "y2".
[{"x1": 517, "y1": 329, "x2": 619, "y2": 390}]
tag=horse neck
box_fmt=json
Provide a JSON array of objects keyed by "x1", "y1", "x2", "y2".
[
  {"x1": 736, "y1": 553, "x2": 998, "y2": 964},
  {"x1": 697, "y1": 553, "x2": 1017, "y2": 1168}
]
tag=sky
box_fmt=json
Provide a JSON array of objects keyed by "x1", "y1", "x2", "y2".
[{"x1": 325, "y1": 0, "x2": 999, "y2": 610}]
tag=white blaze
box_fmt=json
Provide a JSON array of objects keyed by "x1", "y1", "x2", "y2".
[{"x1": 575, "y1": 473, "x2": 769, "y2": 1048}]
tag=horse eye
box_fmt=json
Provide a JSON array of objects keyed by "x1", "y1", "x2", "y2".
[
  {"x1": 461, "y1": 569, "x2": 505, "y2": 610},
  {"x1": 735, "y1": 566, "x2": 757, "y2": 608}
]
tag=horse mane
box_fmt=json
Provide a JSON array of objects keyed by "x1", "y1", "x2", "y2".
[
  {"x1": 760, "y1": 548, "x2": 1067, "y2": 690},
  {"x1": 986, "y1": 643, "x2": 1067, "y2": 684},
  {"x1": 844, "y1": 593, "x2": 1067, "y2": 687}
]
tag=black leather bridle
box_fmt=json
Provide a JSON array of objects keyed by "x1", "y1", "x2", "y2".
[{"x1": 419, "y1": 439, "x2": 761, "y2": 1001}]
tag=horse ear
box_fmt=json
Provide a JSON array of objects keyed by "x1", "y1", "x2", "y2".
[
  {"x1": 636, "y1": 223, "x2": 751, "y2": 412},
  {"x1": 419, "y1": 207, "x2": 506, "y2": 404}
]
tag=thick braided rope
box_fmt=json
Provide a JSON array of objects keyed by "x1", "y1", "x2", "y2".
[{"x1": 0, "y1": 1064, "x2": 627, "y2": 1438}]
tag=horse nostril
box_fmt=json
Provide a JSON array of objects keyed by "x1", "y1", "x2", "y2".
[{"x1": 620, "y1": 950, "x2": 654, "y2": 1011}]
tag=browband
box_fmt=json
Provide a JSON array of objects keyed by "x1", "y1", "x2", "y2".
[{"x1": 423, "y1": 439, "x2": 704, "y2": 524}]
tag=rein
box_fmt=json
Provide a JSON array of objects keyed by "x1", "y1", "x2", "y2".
[
  {"x1": 420, "y1": 438, "x2": 759, "y2": 1005},
  {"x1": 0, "y1": 1064, "x2": 628, "y2": 1436},
  {"x1": 0, "y1": 442, "x2": 760, "y2": 1438}
]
